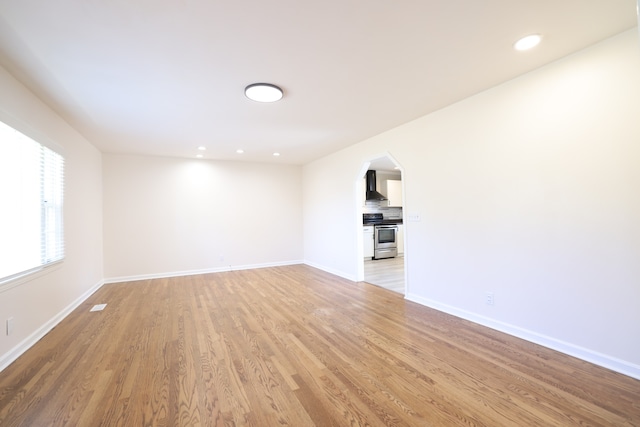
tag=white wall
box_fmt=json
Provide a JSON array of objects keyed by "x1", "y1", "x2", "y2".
[
  {"x1": 303, "y1": 30, "x2": 640, "y2": 378},
  {"x1": 103, "y1": 154, "x2": 303, "y2": 280},
  {"x1": 0, "y1": 66, "x2": 104, "y2": 369},
  {"x1": 304, "y1": 154, "x2": 364, "y2": 279}
]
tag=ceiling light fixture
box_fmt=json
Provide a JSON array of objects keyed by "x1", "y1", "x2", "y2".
[
  {"x1": 273, "y1": 152, "x2": 280, "y2": 157},
  {"x1": 196, "y1": 154, "x2": 203, "y2": 158},
  {"x1": 236, "y1": 149, "x2": 244, "y2": 154},
  {"x1": 514, "y1": 34, "x2": 542, "y2": 51},
  {"x1": 245, "y1": 83, "x2": 283, "y2": 102},
  {"x1": 198, "y1": 146, "x2": 206, "y2": 151}
]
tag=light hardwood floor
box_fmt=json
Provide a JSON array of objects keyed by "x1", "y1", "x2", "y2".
[
  {"x1": 364, "y1": 256, "x2": 405, "y2": 294},
  {"x1": 1, "y1": 265, "x2": 639, "y2": 426}
]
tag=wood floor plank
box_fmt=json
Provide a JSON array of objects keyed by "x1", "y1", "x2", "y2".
[{"x1": 0, "y1": 265, "x2": 639, "y2": 426}]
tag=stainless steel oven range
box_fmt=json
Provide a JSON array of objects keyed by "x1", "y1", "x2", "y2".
[
  {"x1": 374, "y1": 224, "x2": 398, "y2": 259},
  {"x1": 363, "y1": 213, "x2": 398, "y2": 259}
]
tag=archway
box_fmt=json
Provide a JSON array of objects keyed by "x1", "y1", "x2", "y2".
[{"x1": 356, "y1": 154, "x2": 406, "y2": 295}]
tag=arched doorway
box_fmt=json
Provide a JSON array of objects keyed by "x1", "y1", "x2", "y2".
[{"x1": 357, "y1": 154, "x2": 406, "y2": 295}]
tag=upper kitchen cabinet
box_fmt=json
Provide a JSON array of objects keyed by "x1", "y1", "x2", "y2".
[{"x1": 386, "y1": 180, "x2": 403, "y2": 207}]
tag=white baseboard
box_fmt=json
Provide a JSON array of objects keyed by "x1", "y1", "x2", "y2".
[
  {"x1": 405, "y1": 292, "x2": 640, "y2": 381},
  {"x1": 303, "y1": 261, "x2": 358, "y2": 282},
  {"x1": 0, "y1": 279, "x2": 105, "y2": 373},
  {"x1": 104, "y1": 260, "x2": 305, "y2": 284}
]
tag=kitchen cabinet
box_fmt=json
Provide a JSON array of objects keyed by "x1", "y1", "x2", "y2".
[
  {"x1": 397, "y1": 224, "x2": 404, "y2": 255},
  {"x1": 363, "y1": 226, "x2": 374, "y2": 258},
  {"x1": 386, "y1": 180, "x2": 403, "y2": 207}
]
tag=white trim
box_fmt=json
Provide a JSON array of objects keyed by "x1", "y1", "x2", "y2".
[
  {"x1": 303, "y1": 260, "x2": 357, "y2": 282},
  {"x1": 0, "y1": 110, "x2": 65, "y2": 156},
  {"x1": 4, "y1": 269, "x2": 637, "y2": 382},
  {"x1": 104, "y1": 260, "x2": 358, "y2": 286},
  {"x1": 405, "y1": 292, "x2": 640, "y2": 381},
  {"x1": 0, "y1": 260, "x2": 63, "y2": 293},
  {"x1": 0, "y1": 279, "x2": 105, "y2": 372},
  {"x1": 103, "y1": 260, "x2": 305, "y2": 284}
]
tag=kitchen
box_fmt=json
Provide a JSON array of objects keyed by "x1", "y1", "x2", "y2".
[{"x1": 362, "y1": 159, "x2": 405, "y2": 294}]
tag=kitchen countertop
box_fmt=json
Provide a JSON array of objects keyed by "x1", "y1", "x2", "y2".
[{"x1": 363, "y1": 219, "x2": 403, "y2": 226}]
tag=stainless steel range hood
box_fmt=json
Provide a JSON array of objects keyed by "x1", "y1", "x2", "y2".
[{"x1": 365, "y1": 170, "x2": 387, "y2": 201}]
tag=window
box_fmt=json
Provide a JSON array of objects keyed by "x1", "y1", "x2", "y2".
[{"x1": 0, "y1": 119, "x2": 64, "y2": 285}]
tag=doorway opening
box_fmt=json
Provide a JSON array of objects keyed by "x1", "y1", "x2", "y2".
[{"x1": 357, "y1": 154, "x2": 406, "y2": 295}]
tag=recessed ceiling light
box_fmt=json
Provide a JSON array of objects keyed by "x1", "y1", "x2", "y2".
[
  {"x1": 514, "y1": 34, "x2": 542, "y2": 51},
  {"x1": 273, "y1": 152, "x2": 280, "y2": 157},
  {"x1": 245, "y1": 83, "x2": 283, "y2": 102},
  {"x1": 197, "y1": 146, "x2": 206, "y2": 151},
  {"x1": 236, "y1": 149, "x2": 244, "y2": 154},
  {"x1": 196, "y1": 154, "x2": 203, "y2": 158}
]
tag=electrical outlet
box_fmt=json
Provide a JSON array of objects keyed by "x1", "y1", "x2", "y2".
[
  {"x1": 6, "y1": 317, "x2": 14, "y2": 335},
  {"x1": 407, "y1": 213, "x2": 421, "y2": 222},
  {"x1": 219, "y1": 255, "x2": 225, "y2": 262},
  {"x1": 485, "y1": 292, "x2": 495, "y2": 306}
]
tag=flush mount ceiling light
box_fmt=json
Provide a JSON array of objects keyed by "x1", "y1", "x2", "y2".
[
  {"x1": 245, "y1": 83, "x2": 283, "y2": 102},
  {"x1": 514, "y1": 34, "x2": 542, "y2": 51}
]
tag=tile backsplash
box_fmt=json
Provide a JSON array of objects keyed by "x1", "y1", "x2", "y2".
[{"x1": 363, "y1": 204, "x2": 403, "y2": 220}]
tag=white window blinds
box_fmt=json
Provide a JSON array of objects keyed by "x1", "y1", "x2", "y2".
[{"x1": 0, "y1": 120, "x2": 65, "y2": 284}]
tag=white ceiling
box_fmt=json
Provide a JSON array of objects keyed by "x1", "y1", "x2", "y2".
[{"x1": 0, "y1": 1, "x2": 637, "y2": 165}]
